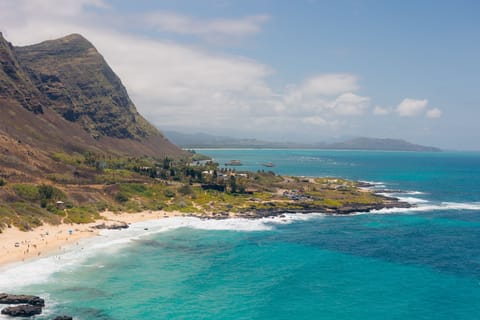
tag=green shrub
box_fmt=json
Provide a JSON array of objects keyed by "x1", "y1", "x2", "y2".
[
  {"x1": 0, "y1": 178, "x2": 5, "y2": 186},
  {"x1": 13, "y1": 184, "x2": 39, "y2": 200},
  {"x1": 65, "y1": 206, "x2": 99, "y2": 224},
  {"x1": 120, "y1": 183, "x2": 148, "y2": 194},
  {"x1": 164, "y1": 189, "x2": 176, "y2": 198},
  {"x1": 115, "y1": 192, "x2": 129, "y2": 203},
  {"x1": 38, "y1": 184, "x2": 55, "y2": 199},
  {"x1": 52, "y1": 152, "x2": 84, "y2": 165},
  {"x1": 46, "y1": 204, "x2": 64, "y2": 216},
  {"x1": 95, "y1": 202, "x2": 109, "y2": 212},
  {"x1": 124, "y1": 201, "x2": 142, "y2": 212},
  {"x1": 178, "y1": 184, "x2": 194, "y2": 196},
  {"x1": 12, "y1": 184, "x2": 66, "y2": 204}
]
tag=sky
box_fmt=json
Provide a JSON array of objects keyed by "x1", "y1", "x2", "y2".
[{"x1": 1, "y1": 0, "x2": 479, "y2": 150}]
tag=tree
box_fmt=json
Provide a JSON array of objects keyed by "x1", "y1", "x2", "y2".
[
  {"x1": 38, "y1": 184, "x2": 55, "y2": 200},
  {"x1": 163, "y1": 157, "x2": 172, "y2": 170},
  {"x1": 178, "y1": 184, "x2": 194, "y2": 196},
  {"x1": 230, "y1": 176, "x2": 237, "y2": 193},
  {"x1": 84, "y1": 151, "x2": 97, "y2": 167}
]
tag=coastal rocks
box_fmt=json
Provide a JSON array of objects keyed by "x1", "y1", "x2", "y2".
[
  {"x1": 0, "y1": 293, "x2": 73, "y2": 319},
  {"x1": 0, "y1": 293, "x2": 45, "y2": 306},
  {"x1": 239, "y1": 197, "x2": 412, "y2": 218},
  {"x1": 0, "y1": 293, "x2": 46, "y2": 317},
  {"x1": 93, "y1": 221, "x2": 129, "y2": 230},
  {"x1": 1, "y1": 304, "x2": 42, "y2": 317}
]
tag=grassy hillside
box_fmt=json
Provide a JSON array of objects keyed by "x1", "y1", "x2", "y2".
[{"x1": 0, "y1": 152, "x2": 407, "y2": 231}]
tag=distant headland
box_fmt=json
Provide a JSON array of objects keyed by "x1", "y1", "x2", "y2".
[{"x1": 164, "y1": 131, "x2": 441, "y2": 152}]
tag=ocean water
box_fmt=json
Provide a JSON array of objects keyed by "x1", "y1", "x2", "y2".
[{"x1": 1, "y1": 149, "x2": 480, "y2": 319}]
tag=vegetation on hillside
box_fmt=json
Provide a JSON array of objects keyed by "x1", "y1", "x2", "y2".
[
  {"x1": 0, "y1": 32, "x2": 407, "y2": 232},
  {"x1": 0, "y1": 151, "x2": 402, "y2": 232}
]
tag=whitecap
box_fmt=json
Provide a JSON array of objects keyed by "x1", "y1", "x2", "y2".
[
  {"x1": 0, "y1": 214, "x2": 327, "y2": 290},
  {"x1": 395, "y1": 196, "x2": 429, "y2": 204},
  {"x1": 359, "y1": 180, "x2": 386, "y2": 185},
  {"x1": 369, "y1": 201, "x2": 480, "y2": 214},
  {"x1": 402, "y1": 190, "x2": 427, "y2": 195}
]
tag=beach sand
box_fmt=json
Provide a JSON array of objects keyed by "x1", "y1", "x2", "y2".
[{"x1": 0, "y1": 210, "x2": 186, "y2": 267}]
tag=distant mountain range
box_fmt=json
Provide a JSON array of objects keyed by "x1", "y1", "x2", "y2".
[{"x1": 164, "y1": 131, "x2": 441, "y2": 152}]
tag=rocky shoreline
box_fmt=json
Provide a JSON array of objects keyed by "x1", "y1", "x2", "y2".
[
  {"x1": 203, "y1": 192, "x2": 412, "y2": 219},
  {"x1": 0, "y1": 293, "x2": 72, "y2": 319},
  {"x1": 0, "y1": 188, "x2": 411, "y2": 319}
]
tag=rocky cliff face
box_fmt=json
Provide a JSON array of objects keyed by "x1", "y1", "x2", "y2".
[
  {"x1": 15, "y1": 34, "x2": 157, "y2": 140},
  {"x1": 0, "y1": 32, "x2": 185, "y2": 162},
  {"x1": 0, "y1": 32, "x2": 46, "y2": 114}
]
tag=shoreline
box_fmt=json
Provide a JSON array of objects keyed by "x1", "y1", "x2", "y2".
[
  {"x1": 0, "y1": 192, "x2": 411, "y2": 268},
  {"x1": 0, "y1": 210, "x2": 187, "y2": 267}
]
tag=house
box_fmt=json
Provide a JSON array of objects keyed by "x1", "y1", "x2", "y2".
[
  {"x1": 244, "y1": 187, "x2": 260, "y2": 194},
  {"x1": 55, "y1": 201, "x2": 65, "y2": 210}
]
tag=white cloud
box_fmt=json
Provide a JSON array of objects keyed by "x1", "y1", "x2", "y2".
[
  {"x1": 302, "y1": 116, "x2": 327, "y2": 126},
  {"x1": 145, "y1": 12, "x2": 270, "y2": 39},
  {"x1": 0, "y1": 0, "x2": 435, "y2": 141},
  {"x1": 0, "y1": 0, "x2": 109, "y2": 44},
  {"x1": 299, "y1": 74, "x2": 359, "y2": 96},
  {"x1": 302, "y1": 116, "x2": 343, "y2": 128},
  {"x1": 396, "y1": 98, "x2": 428, "y2": 117},
  {"x1": 0, "y1": 1, "x2": 276, "y2": 132},
  {"x1": 426, "y1": 108, "x2": 442, "y2": 119},
  {"x1": 373, "y1": 106, "x2": 391, "y2": 115},
  {"x1": 94, "y1": 33, "x2": 278, "y2": 129},
  {"x1": 0, "y1": 0, "x2": 107, "y2": 27},
  {"x1": 328, "y1": 92, "x2": 370, "y2": 116},
  {"x1": 282, "y1": 74, "x2": 368, "y2": 118}
]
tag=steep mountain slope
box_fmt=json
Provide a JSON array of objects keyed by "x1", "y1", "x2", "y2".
[
  {"x1": 0, "y1": 32, "x2": 185, "y2": 167},
  {"x1": 15, "y1": 34, "x2": 155, "y2": 140},
  {"x1": 0, "y1": 32, "x2": 46, "y2": 114}
]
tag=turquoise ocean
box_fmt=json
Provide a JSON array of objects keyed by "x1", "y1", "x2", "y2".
[{"x1": 1, "y1": 149, "x2": 480, "y2": 319}]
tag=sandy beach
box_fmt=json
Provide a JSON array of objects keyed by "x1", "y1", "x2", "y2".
[{"x1": 0, "y1": 210, "x2": 186, "y2": 267}]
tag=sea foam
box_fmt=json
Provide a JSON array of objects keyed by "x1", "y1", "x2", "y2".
[
  {"x1": 0, "y1": 214, "x2": 325, "y2": 290},
  {"x1": 370, "y1": 201, "x2": 480, "y2": 214}
]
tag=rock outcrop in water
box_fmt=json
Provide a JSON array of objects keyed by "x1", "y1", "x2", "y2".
[
  {"x1": 0, "y1": 293, "x2": 45, "y2": 317},
  {"x1": 0, "y1": 293, "x2": 45, "y2": 307},
  {"x1": 1, "y1": 304, "x2": 42, "y2": 317},
  {"x1": 0, "y1": 292, "x2": 74, "y2": 319}
]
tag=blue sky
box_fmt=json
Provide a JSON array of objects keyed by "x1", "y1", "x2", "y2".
[{"x1": 1, "y1": 0, "x2": 479, "y2": 149}]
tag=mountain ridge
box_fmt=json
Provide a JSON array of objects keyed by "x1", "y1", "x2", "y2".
[
  {"x1": 15, "y1": 33, "x2": 157, "y2": 140},
  {"x1": 0, "y1": 32, "x2": 186, "y2": 182},
  {"x1": 164, "y1": 130, "x2": 441, "y2": 152}
]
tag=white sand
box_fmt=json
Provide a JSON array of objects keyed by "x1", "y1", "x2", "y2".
[{"x1": 0, "y1": 210, "x2": 186, "y2": 266}]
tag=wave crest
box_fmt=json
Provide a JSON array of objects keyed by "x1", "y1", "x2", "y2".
[{"x1": 0, "y1": 214, "x2": 325, "y2": 290}]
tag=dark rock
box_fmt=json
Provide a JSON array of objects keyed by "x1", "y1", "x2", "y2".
[
  {"x1": 0, "y1": 293, "x2": 45, "y2": 306},
  {"x1": 356, "y1": 181, "x2": 375, "y2": 188},
  {"x1": 53, "y1": 316, "x2": 73, "y2": 320},
  {"x1": 93, "y1": 221, "x2": 129, "y2": 230},
  {"x1": 1, "y1": 304, "x2": 42, "y2": 317}
]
